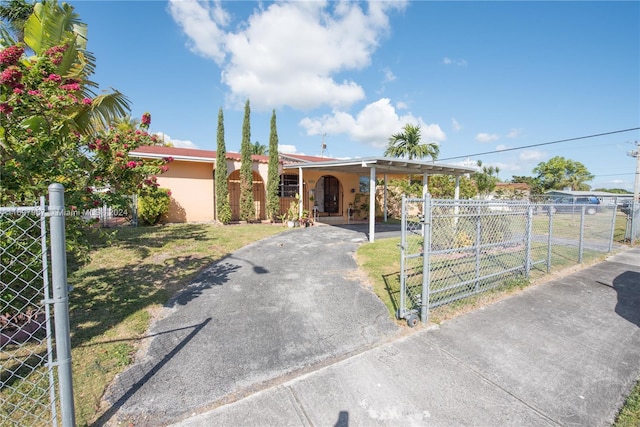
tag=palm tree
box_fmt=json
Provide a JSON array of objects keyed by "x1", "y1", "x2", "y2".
[
  {"x1": 0, "y1": 0, "x2": 34, "y2": 42},
  {"x1": 251, "y1": 141, "x2": 267, "y2": 155},
  {"x1": 473, "y1": 160, "x2": 501, "y2": 197},
  {"x1": 14, "y1": 1, "x2": 130, "y2": 134},
  {"x1": 384, "y1": 123, "x2": 440, "y2": 161}
]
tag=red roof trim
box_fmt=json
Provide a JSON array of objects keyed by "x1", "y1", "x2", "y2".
[{"x1": 130, "y1": 145, "x2": 272, "y2": 164}]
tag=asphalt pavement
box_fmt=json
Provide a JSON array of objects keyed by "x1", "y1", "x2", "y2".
[{"x1": 100, "y1": 224, "x2": 640, "y2": 427}]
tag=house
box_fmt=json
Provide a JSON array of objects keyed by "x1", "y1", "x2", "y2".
[
  {"x1": 492, "y1": 182, "x2": 531, "y2": 200},
  {"x1": 130, "y1": 145, "x2": 476, "y2": 242}
]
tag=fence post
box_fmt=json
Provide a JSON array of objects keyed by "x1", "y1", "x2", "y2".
[
  {"x1": 578, "y1": 205, "x2": 585, "y2": 263},
  {"x1": 608, "y1": 199, "x2": 618, "y2": 253},
  {"x1": 398, "y1": 195, "x2": 407, "y2": 319},
  {"x1": 547, "y1": 208, "x2": 553, "y2": 273},
  {"x1": 474, "y1": 204, "x2": 481, "y2": 291},
  {"x1": 48, "y1": 184, "x2": 76, "y2": 427},
  {"x1": 525, "y1": 205, "x2": 533, "y2": 278},
  {"x1": 420, "y1": 193, "x2": 431, "y2": 324}
]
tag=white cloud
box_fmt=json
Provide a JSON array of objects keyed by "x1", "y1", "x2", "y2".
[
  {"x1": 451, "y1": 158, "x2": 478, "y2": 169},
  {"x1": 382, "y1": 67, "x2": 396, "y2": 83},
  {"x1": 476, "y1": 133, "x2": 500, "y2": 143},
  {"x1": 443, "y1": 57, "x2": 468, "y2": 67},
  {"x1": 278, "y1": 144, "x2": 298, "y2": 154},
  {"x1": 168, "y1": 0, "x2": 229, "y2": 63},
  {"x1": 451, "y1": 117, "x2": 461, "y2": 132},
  {"x1": 155, "y1": 132, "x2": 199, "y2": 149},
  {"x1": 299, "y1": 98, "x2": 446, "y2": 149},
  {"x1": 496, "y1": 144, "x2": 508, "y2": 151},
  {"x1": 506, "y1": 128, "x2": 523, "y2": 138},
  {"x1": 396, "y1": 101, "x2": 409, "y2": 110},
  {"x1": 519, "y1": 150, "x2": 546, "y2": 162},
  {"x1": 169, "y1": 0, "x2": 407, "y2": 110}
]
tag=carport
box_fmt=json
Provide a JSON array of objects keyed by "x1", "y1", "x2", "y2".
[{"x1": 283, "y1": 157, "x2": 476, "y2": 242}]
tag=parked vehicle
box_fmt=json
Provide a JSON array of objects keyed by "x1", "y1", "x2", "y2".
[
  {"x1": 620, "y1": 199, "x2": 636, "y2": 216},
  {"x1": 546, "y1": 196, "x2": 601, "y2": 215}
]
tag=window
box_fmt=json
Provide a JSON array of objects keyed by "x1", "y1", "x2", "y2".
[
  {"x1": 280, "y1": 174, "x2": 299, "y2": 197},
  {"x1": 359, "y1": 176, "x2": 370, "y2": 193}
]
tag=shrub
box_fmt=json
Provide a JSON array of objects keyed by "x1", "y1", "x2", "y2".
[{"x1": 137, "y1": 188, "x2": 171, "y2": 225}]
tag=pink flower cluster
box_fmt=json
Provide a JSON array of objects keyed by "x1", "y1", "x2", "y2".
[
  {"x1": 44, "y1": 45, "x2": 68, "y2": 66},
  {"x1": 1, "y1": 66, "x2": 23, "y2": 88},
  {"x1": 141, "y1": 112, "x2": 151, "y2": 126},
  {"x1": 44, "y1": 73, "x2": 62, "y2": 83},
  {"x1": 0, "y1": 45, "x2": 24, "y2": 66}
]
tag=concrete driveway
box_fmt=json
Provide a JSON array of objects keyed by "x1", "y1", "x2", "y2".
[
  {"x1": 97, "y1": 224, "x2": 640, "y2": 427},
  {"x1": 98, "y1": 225, "x2": 401, "y2": 426}
]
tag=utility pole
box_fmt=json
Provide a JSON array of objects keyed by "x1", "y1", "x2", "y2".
[
  {"x1": 321, "y1": 133, "x2": 327, "y2": 157},
  {"x1": 627, "y1": 141, "x2": 640, "y2": 244}
]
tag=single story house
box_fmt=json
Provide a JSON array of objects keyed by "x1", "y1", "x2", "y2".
[
  {"x1": 545, "y1": 190, "x2": 633, "y2": 206},
  {"x1": 130, "y1": 145, "x2": 476, "y2": 242}
]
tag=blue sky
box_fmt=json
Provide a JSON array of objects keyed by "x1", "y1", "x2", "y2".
[{"x1": 71, "y1": 1, "x2": 639, "y2": 191}]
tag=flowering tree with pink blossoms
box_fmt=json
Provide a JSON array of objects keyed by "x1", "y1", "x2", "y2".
[{"x1": 0, "y1": 1, "x2": 170, "y2": 255}]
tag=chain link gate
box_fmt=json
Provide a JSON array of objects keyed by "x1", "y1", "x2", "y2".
[
  {"x1": 398, "y1": 194, "x2": 623, "y2": 327},
  {"x1": 1, "y1": 184, "x2": 75, "y2": 426}
]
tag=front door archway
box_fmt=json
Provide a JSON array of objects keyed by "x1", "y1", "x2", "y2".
[{"x1": 315, "y1": 175, "x2": 341, "y2": 216}]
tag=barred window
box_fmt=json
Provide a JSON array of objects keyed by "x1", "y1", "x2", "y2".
[
  {"x1": 280, "y1": 174, "x2": 299, "y2": 197},
  {"x1": 359, "y1": 176, "x2": 370, "y2": 193}
]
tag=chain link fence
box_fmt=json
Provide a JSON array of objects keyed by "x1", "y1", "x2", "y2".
[
  {"x1": 1, "y1": 184, "x2": 75, "y2": 426},
  {"x1": 398, "y1": 195, "x2": 627, "y2": 326}
]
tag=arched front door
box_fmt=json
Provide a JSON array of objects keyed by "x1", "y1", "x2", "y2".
[{"x1": 320, "y1": 175, "x2": 340, "y2": 215}]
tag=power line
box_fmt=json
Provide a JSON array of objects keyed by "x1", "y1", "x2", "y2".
[
  {"x1": 593, "y1": 173, "x2": 635, "y2": 177},
  {"x1": 439, "y1": 127, "x2": 640, "y2": 162}
]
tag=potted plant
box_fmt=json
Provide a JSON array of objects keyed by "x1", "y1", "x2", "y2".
[
  {"x1": 298, "y1": 209, "x2": 314, "y2": 228},
  {"x1": 286, "y1": 195, "x2": 300, "y2": 227}
]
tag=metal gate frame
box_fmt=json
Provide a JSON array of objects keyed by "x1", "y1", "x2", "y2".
[{"x1": 398, "y1": 194, "x2": 623, "y2": 328}]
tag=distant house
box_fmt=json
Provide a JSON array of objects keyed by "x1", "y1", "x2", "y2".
[
  {"x1": 130, "y1": 145, "x2": 476, "y2": 242},
  {"x1": 545, "y1": 190, "x2": 632, "y2": 206},
  {"x1": 492, "y1": 182, "x2": 531, "y2": 200}
]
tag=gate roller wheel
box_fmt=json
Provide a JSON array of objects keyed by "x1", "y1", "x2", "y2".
[{"x1": 406, "y1": 314, "x2": 419, "y2": 328}]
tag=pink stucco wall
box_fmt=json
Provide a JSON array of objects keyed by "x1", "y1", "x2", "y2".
[{"x1": 156, "y1": 160, "x2": 214, "y2": 223}]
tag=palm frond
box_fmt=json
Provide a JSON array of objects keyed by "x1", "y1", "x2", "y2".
[{"x1": 73, "y1": 89, "x2": 131, "y2": 135}]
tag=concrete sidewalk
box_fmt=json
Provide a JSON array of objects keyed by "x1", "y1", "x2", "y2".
[{"x1": 172, "y1": 247, "x2": 640, "y2": 427}]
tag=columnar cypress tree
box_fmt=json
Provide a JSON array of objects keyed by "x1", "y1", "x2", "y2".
[
  {"x1": 266, "y1": 109, "x2": 280, "y2": 222},
  {"x1": 239, "y1": 99, "x2": 255, "y2": 221},
  {"x1": 215, "y1": 107, "x2": 232, "y2": 224}
]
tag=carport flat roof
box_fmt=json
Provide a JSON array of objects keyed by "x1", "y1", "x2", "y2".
[{"x1": 282, "y1": 157, "x2": 476, "y2": 176}]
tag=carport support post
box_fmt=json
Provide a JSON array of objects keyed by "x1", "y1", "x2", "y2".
[
  {"x1": 454, "y1": 176, "x2": 460, "y2": 226},
  {"x1": 298, "y1": 167, "x2": 304, "y2": 219},
  {"x1": 383, "y1": 174, "x2": 388, "y2": 223},
  {"x1": 369, "y1": 166, "x2": 376, "y2": 242}
]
